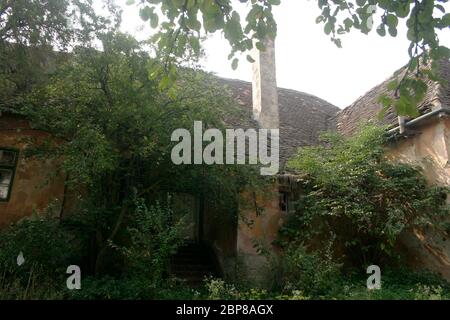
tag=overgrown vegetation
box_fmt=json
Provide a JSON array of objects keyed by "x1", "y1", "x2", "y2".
[
  {"x1": 203, "y1": 270, "x2": 450, "y2": 300},
  {"x1": 262, "y1": 125, "x2": 450, "y2": 299},
  {"x1": 2, "y1": 124, "x2": 449, "y2": 300},
  {"x1": 0, "y1": 212, "x2": 73, "y2": 300},
  {"x1": 199, "y1": 126, "x2": 450, "y2": 300},
  {"x1": 283, "y1": 126, "x2": 449, "y2": 266},
  {"x1": 1, "y1": 0, "x2": 449, "y2": 301},
  {"x1": 0, "y1": 10, "x2": 265, "y2": 299}
]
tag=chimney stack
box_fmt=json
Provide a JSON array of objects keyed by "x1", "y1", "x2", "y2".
[{"x1": 252, "y1": 38, "x2": 279, "y2": 129}]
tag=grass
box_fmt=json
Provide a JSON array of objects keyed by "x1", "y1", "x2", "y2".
[{"x1": 1, "y1": 268, "x2": 449, "y2": 300}]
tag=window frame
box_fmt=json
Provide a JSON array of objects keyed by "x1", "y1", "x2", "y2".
[{"x1": 0, "y1": 148, "x2": 19, "y2": 202}]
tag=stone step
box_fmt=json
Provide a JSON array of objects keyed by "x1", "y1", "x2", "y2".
[{"x1": 170, "y1": 242, "x2": 220, "y2": 286}]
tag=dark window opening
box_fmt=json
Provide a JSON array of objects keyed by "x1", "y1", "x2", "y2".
[
  {"x1": 279, "y1": 191, "x2": 289, "y2": 213},
  {"x1": 0, "y1": 149, "x2": 18, "y2": 202}
]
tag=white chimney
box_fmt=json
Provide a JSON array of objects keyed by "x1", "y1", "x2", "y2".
[{"x1": 252, "y1": 38, "x2": 279, "y2": 129}]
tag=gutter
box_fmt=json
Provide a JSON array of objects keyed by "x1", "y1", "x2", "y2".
[{"x1": 388, "y1": 106, "x2": 450, "y2": 135}]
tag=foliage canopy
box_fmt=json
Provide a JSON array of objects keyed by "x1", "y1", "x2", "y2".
[
  {"x1": 14, "y1": 30, "x2": 264, "y2": 275},
  {"x1": 130, "y1": 0, "x2": 450, "y2": 117}
]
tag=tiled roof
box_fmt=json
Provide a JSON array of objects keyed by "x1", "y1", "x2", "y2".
[
  {"x1": 215, "y1": 78, "x2": 340, "y2": 169},
  {"x1": 334, "y1": 59, "x2": 450, "y2": 136}
]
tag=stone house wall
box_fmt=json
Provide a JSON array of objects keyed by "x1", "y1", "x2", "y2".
[
  {"x1": 0, "y1": 113, "x2": 65, "y2": 228},
  {"x1": 386, "y1": 115, "x2": 450, "y2": 280}
]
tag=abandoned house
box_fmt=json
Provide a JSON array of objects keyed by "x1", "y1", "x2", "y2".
[{"x1": 1, "y1": 40, "x2": 450, "y2": 284}]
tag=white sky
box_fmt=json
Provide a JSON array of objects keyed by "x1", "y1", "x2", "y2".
[{"x1": 116, "y1": 0, "x2": 450, "y2": 109}]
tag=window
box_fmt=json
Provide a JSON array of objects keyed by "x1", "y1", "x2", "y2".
[
  {"x1": 279, "y1": 191, "x2": 290, "y2": 213},
  {"x1": 0, "y1": 149, "x2": 18, "y2": 202}
]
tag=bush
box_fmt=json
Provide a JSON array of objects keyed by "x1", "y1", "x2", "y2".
[
  {"x1": 70, "y1": 276, "x2": 204, "y2": 300},
  {"x1": 119, "y1": 197, "x2": 185, "y2": 284},
  {"x1": 0, "y1": 196, "x2": 191, "y2": 300},
  {"x1": 202, "y1": 267, "x2": 450, "y2": 301},
  {"x1": 0, "y1": 212, "x2": 76, "y2": 279},
  {"x1": 330, "y1": 269, "x2": 450, "y2": 300},
  {"x1": 204, "y1": 277, "x2": 271, "y2": 300},
  {"x1": 69, "y1": 276, "x2": 153, "y2": 300},
  {"x1": 0, "y1": 266, "x2": 67, "y2": 300},
  {"x1": 275, "y1": 243, "x2": 342, "y2": 298},
  {"x1": 0, "y1": 211, "x2": 77, "y2": 299},
  {"x1": 414, "y1": 285, "x2": 445, "y2": 300},
  {"x1": 285, "y1": 125, "x2": 449, "y2": 268}
]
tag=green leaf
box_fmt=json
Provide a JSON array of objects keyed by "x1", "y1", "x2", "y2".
[
  {"x1": 224, "y1": 11, "x2": 243, "y2": 44},
  {"x1": 395, "y1": 3, "x2": 410, "y2": 18},
  {"x1": 139, "y1": 7, "x2": 153, "y2": 21},
  {"x1": 189, "y1": 37, "x2": 200, "y2": 55},
  {"x1": 255, "y1": 41, "x2": 265, "y2": 51},
  {"x1": 441, "y1": 13, "x2": 450, "y2": 27},
  {"x1": 387, "y1": 80, "x2": 399, "y2": 91},
  {"x1": 246, "y1": 55, "x2": 255, "y2": 63},
  {"x1": 376, "y1": 24, "x2": 386, "y2": 37},
  {"x1": 158, "y1": 75, "x2": 172, "y2": 91},
  {"x1": 186, "y1": 17, "x2": 202, "y2": 31},
  {"x1": 388, "y1": 26, "x2": 397, "y2": 37},
  {"x1": 149, "y1": 13, "x2": 159, "y2": 29},
  {"x1": 386, "y1": 14, "x2": 398, "y2": 28},
  {"x1": 343, "y1": 18, "x2": 353, "y2": 30},
  {"x1": 435, "y1": 4, "x2": 446, "y2": 14},
  {"x1": 333, "y1": 38, "x2": 342, "y2": 48},
  {"x1": 231, "y1": 58, "x2": 239, "y2": 70},
  {"x1": 378, "y1": 94, "x2": 394, "y2": 109},
  {"x1": 324, "y1": 23, "x2": 332, "y2": 35}
]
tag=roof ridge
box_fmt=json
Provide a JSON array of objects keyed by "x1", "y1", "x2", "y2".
[
  {"x1": 338, "y1": 61, "x2": 408, "y2": 114},
  {"x1": 334, "y1": 57, "x2": 450, "y2": 136}
]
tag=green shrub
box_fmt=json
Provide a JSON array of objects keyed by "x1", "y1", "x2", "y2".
[
  {"x1": 204, "y1": 277, "x2": 271, "y2": 300},
  {"x1": 119, "y1": 197, "x2": 185, "y2": 284},
  {"x1": 414, "y1": 284, "x2": 444, "y2": 300},
  {"x1": 285, "y1": 125, "x2": 449, "y2": 267},
  {"x1": 70, "y1": 276, "x2": 204, "y2": 300},
  {"x1": 275, "y1": 243, "x2": 342, "y2": 298},
  {"x1": 0, "y1": 266, "x2": 67, "y2": 300},
  {"x1": 0, "y1": 212, "x2": 76, "y2": 279},
  {"x1": 205, "y1": 278, "x2": 239, "y2": 300},
  {"x1": 0, "y1": 211, "x2": 77, "y2": 299},
  {"x1": 153, "y1": 285, "x2": 203, "y2": 300},
  {"x1": 330, "y1": 269, "x2": 450, "y2": 300},
  {"x1": 70, "y1": 276, "x2": 154, "y2": 300}
]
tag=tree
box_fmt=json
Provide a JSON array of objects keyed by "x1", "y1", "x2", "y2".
[
  {"x1": 130, "y1": 0, "x2": 450, "y2": 117},
  {"x1": 0, "y1": 0, "x2": 119, "y2": 103},
  {"x1": 19, "y1": 31, "x2": 264, "y2": 275},
  {"x1": 0, "y1": 0, "x2": 108, "y2": 47}
]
